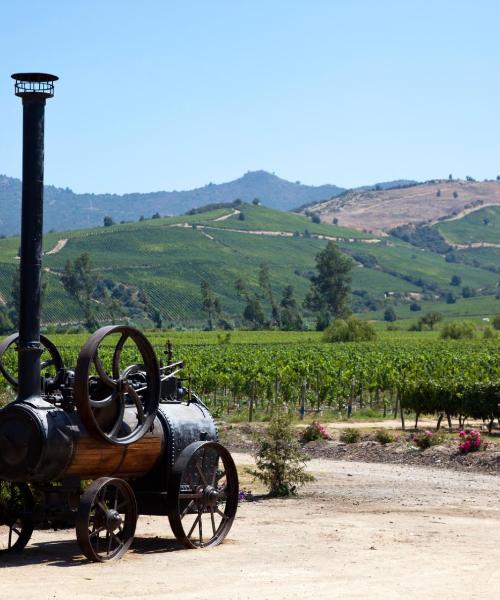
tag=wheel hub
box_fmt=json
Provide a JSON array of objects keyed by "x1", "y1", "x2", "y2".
[
  {"x1": 203, "y1": 485, "x2": 219, "y2": 507},
  {"x1": 105, "y1": 509, "x2": 123, "y2": 530}
]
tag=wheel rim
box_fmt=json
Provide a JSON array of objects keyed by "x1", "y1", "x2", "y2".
[
  {"x1": 0, "y1": 333, "x2": 64, "y2": 389},
  {"x1": 74, "y1": 326, "x2": 160, "y2": 445},
  {"x1": 0, "y1": 480, "x2": 34, "y2": 554},
  {"x1": 168, "y1": 442, "x2": 238, "y2": 549},
  {"x1": 76, "y1": 477, "x2": 137, "y2": 562}
]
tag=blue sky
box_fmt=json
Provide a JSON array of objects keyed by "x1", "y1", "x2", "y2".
[{"x1": 1, "y1": 0, "x2": 499, "y2": 194}]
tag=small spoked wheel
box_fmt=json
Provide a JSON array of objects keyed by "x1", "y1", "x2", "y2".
[
  {"x1": 74, "y1": 325, "x2": 160, "y2": 445},
  {"x1": 168, "y1": 441, "x2": 238, "y2": 549},
  {"x1": 76, "y1": 477, "x2": 137, "y2": 562},
  {"x1": 0, "y1": 480, "x2": 34, "y2": 554},
  {"x1": 0, "y1": 333, "x2": 64, "y2": 389}
]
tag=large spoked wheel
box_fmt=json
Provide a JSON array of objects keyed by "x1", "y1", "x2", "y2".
[
  {"x1": 168, "y1": 441, "x2": 238, "y2": 549},
  {"x1": 76, "y1": 477, "x2": 137, "y2": 562},
  {"x1": 74, "y1": 326, "x2": 160, "y2": 445},
  {"x1": 0, "y1": 480, "x2": 34, "y2": 554},
  {"x1": 0, "y1": 333, "x2": 64, "y2": 389}
]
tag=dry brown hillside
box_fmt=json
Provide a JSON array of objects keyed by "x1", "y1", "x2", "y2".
[{"x1": 305, "y1": 180, "x2": 500, "y2": 234}]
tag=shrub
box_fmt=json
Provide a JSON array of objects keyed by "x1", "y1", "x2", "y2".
[
  {"x1": 323, "y1": 317, "x2": 377, "y2": 343},
  {"x1": 492, "y1": 315, "x2": 500, "y2": 330},
  {"x1": 458, "y1": 429, "x2": 487, "y2": 454},
  {"x1": 375, "y1": 429, "x2": 396, "y2": 445},
  {"x1": 340, "y1": 428, "x2": 361, "y2": 444},
  {"x1": 440, "y1": 321, "x2": 476, "y2": 340},
  {"x1": 410, "y1": 302, "x2": 421, "y2": 312},
  {"x1": 411, "y1": 430, "x2": 444, "y2": 449},
  {"x1": 248, "y1": 412, "x2": 314, "y2": 496},
  {"x1": 483, "y1": 326, "x2": 498, "y2": 340},
  {"x1": 302, "y1": 421, "x2": 331, "y2": 442}
]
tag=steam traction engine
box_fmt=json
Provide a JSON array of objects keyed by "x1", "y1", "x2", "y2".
[{"x1": 0, "y1": 74, "x2": 238, "y2": 562}]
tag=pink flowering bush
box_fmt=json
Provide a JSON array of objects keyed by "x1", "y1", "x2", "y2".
[
  {"x1": 302, "y1": 421, "x2": 331, "y2": 442},
  {"x1": 411, "y1": 430, "x2": 435, "y2": 449},
  {"x1": 458, "y1": 429, "x2": 486, "y2": 454}
]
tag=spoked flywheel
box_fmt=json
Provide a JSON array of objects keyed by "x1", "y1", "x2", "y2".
[
  {"x1": 76, "y1": 477, "x2": 137, "y2": 562},
  {"x1": 74, "y1": 325, "x2": 160, "y2": 445},
  {"x1": 0, "y1": 480, "x2": 34, "y2": 555},
  {"x1": 0, "y1": 333, "x2": 64, "y2": 389},
  {"x1": 168, "y1": 441, "x2": 239, "y2": 549}
]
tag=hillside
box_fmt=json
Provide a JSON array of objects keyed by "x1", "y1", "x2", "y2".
[
  {"x1": 0, "y1": 171, "x2": 346, "y2": 235},
  {"x1": 0, "y1": 203, "x2": 497, "y2": 328},
  {"x1": 303, "y1": 180, "x2": 500, "y2": 234}
]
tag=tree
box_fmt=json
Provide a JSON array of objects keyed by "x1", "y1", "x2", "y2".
[
  {"x1": 252, "y1": 198, "x2": 260, "y2": 206},
  {"x1": 279, "y1": 286, "x2": 303, "y2": 330},
  {"x1": 248, "y1": 412, "x2": 313, "y2": 496},
  {"x1": 103, "y1": 216, "x2": 114, "y2": 227},
  {"x1": 384, "y1": 306, "x2": 397, "y2": 322},
  {"x1": 450, "y1": 275, "x2": 461, "y2": 286},
  {"x1": 61, "y1": 253, "x2": 98, "y2": 330},
  {"x1": 311, "y1": 213, "x2": 321, "y2": 224},
  {"x1": 200, "y1": 280, "x2": 221, "y2": 330},
  {"x1": 238, "y1": 212, "x2": 246, "y2": 221},
  {"x1": 410, "y1": 302, "x2": 421, "y2": 312},
  {"x1": 152, "y1": 212, "x2": 161, "y2": 219},
  {"x1": 0, "y1": 304, "x2": 13, "y2": 334},
  {"x1": 304, "y1": 241, "x2": 353, "y2": 328},
  {"x1": 445, "y1": 292, "x2": 456, "y2": 304},
  {"x1": 449, "y1": 174, "x2": 453, "y2": 180},
  {"x1": 235, "y1": 278, "x2": 248, "y2": 300},
  {"x1": 453, "y1": 191, "x2": 458, "y2": 199},
  {"x1": 323, "y1": 317, "x2": 377, "y2": 343},
  {"x1": 258, "y1": 262, "x2": 279, "y2": 325},
  {"x1": 243, "y1": 297, "x2": 265, "y2": 329},
  {"x1": 419, "y1": 311, "x2": 442, "y2": 330},
  {"x1": 332, "y1": 217, "x2": 338, "y2": 225},
  {"x1": 436, "y1": 189, "x2": 441, "y2": 197},
  {"x1": 462, "y1": 286, "x2": 473, "y2": 298}
]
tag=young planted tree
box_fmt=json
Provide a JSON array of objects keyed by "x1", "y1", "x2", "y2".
[
  {"x1": 61, "y1": 253, "x2": 99, "y2": 330},
  {"x1": 304, "y1": 241, "x2": 353, "y2": 329},
  {"x1": 248, "y1": 412, "x2": 314, "y2": 496},
  {"x1": 243, "y1": 296, "x2": 266, "y2": 329}
]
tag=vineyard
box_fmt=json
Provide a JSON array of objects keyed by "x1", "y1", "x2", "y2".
[{"x1": 1, "y1": 332, "x2": 497, "y2": 428}]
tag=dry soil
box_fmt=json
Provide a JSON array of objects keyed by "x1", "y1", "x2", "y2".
[{"x1": 1, "y1": 452, "x2": 499, "y2": 600}]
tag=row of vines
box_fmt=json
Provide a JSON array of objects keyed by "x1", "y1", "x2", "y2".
[{"x1": 1, "y1": 337, "x2": 498, "y2": 428}]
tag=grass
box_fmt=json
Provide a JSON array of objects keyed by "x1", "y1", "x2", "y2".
[{"x1": 436, "y1": 206, "x2": 500, "y2": 245}]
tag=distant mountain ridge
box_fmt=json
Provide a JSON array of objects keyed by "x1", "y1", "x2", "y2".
[
  {"x1": 0, "y1": 170, "x2": 415, "y2": 236},
  {"x1": 0, "y1": 170, "x2": 345, "y2": 235}
]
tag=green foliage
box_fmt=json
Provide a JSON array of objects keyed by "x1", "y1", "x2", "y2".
[
  {"x1": 384, "y1": 306, "x2": 397, "y2": 322},
  {"x1": 200, "y1": 280, "x2": 221, "y2": 331},
  {"x1": 323, "y1": 317, "x2": 377, "y2": 342},
  {"x1": 374, "y1": 429, "x2": 396, "y2": 445},
  {"x1": 279, "y1": 285, "x2": 303, "y2": 330},
  {"x1": 418, "y1": 311, "x2": 442, "y2": 330},
  {"x1": 411, "y1": 430, "x2": 445, "y2": 450},
  {"x1": 340, "y1": 428, "x2": 361, "y2": 443},
  {"x1": 440, "y1": 320, "x2": 476, "y2": 340},
  {"x1": 304, "y1": 241, "x2": 353, "y2": 323},
  {"x1": 60, "y1": 253, "x2": 98, "y2": 330},
  {"x1": 301, "y1": 421, "x2": 330, "y2": 442},
  {"x1": 243, "y1": 296, "x2": 266, "y2": 329},
  {"x1": 248, "y1": 412, "x2": 314, "y2": 496},
  {"x1": 103, "y1": 216, "x2": 114, "y2": 227},
  {"x1": 492, "y1": 315, "x2": 500, "y2": 330}
]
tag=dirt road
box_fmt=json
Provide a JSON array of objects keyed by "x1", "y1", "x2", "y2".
[{"x1": 1, "y1": 454, "x2": 499, "y2": 599}]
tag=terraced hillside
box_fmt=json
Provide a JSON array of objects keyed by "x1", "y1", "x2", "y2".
[{"x1": 0, "y1": 203, "x2": 497, "y2": 327}]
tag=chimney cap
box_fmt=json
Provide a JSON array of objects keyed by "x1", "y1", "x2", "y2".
[
  {"x1": 11, "y1": 73, "x2": 58, "y2": 98},
  {"x1": 11, "y1": 72, "x2": 59, "y2": 83}
]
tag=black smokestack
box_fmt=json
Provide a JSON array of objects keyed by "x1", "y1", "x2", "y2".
[{"x1": 11, "y1": 73, "x2": 58, "y2": 402}]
